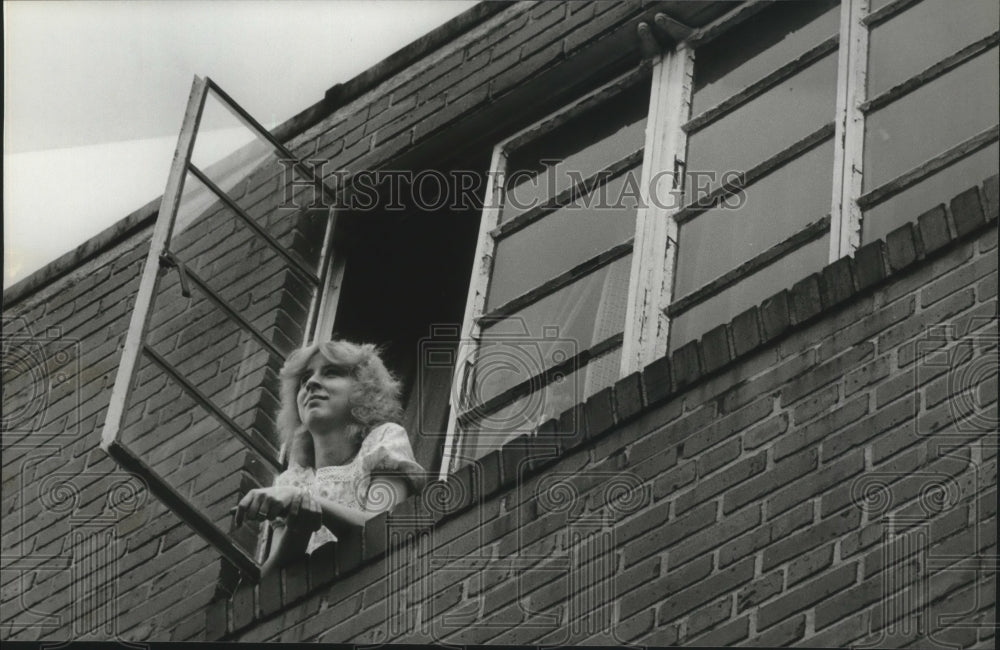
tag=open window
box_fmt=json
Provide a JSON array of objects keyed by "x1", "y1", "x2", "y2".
[{"x1": 100, "y1": 77, "x2": 338, "y2": 580}]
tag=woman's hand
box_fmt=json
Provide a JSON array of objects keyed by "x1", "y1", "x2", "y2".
[{"x1": 234, "y1": 486, "x2": 301, "y2": 526}]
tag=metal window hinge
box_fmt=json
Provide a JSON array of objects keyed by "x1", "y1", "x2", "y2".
[{"x1": 159, "y1": 251, "x2": 192, "y2": 298}]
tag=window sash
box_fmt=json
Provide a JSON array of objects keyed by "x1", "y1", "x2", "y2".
[
  {"x1": 100, "y1": 76, "x2": 338, "y2": 579},
  {"x1": 440, "y1": 66, "x2": 656, "y2": 476}
]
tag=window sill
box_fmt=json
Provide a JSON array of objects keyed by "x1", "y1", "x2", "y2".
[{"x1": 205, "y1": 173, "x2": 998, "y2": 641}]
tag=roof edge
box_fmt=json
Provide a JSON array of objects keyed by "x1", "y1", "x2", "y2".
[{"x1": 4, "y1": 0, "x2": 505, "y2": 306}]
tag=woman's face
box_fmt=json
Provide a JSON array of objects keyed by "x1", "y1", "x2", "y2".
[{"x1": 296, "y1": 354, "x2": 356, "y2": 434}]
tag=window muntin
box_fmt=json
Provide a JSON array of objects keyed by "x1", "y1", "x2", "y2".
[
  {"x1": 684, "y1": 53, "x2": 839, "y2": 204},
  {"x1": 475, "y1": 253, "x2": 633, "y2": 405},
  {"x1": 502, "y1": 82, "x2": 649, "y2": 224},
  {"x1": 692, "y1": 0, "x2": 841, "y2": 116},
  {"x1": 675, "y1": 139, "x2": 835, "y2": 298},
  {"x1": 669, "y1": 234, "x2": 831, "y2": 351},
  {"x1": 867, "y1": 0, "x2": 999, "y2": 97},
  {"x1": 487, "y1": 166, "x2": 641, "y2": 310},
  {"x1": 864, "y1": 48, "x2": 999, "y2": 190},
  {"x1": 862, "y1": 142, "x2": 999, "y2": 243}
]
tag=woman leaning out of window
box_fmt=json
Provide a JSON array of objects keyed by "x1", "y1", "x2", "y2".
[{"x1": 234, "y1": 339, "x2": 425, "y2": 576}]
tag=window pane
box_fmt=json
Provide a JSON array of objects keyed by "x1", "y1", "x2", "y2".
[
  {"x1": 685, "y1": 52, "x2": 838, "y2": 204},
  {"x1": 868, "y1": 0, "x2": 999, "y2": 97},
  {"x1": 476, "y1": 254, "x2": 632, "y2": 403},
  {"x1": 463, "y1": 346, "x2": 622, "y2": 460},
  {"x1": 669, "y1": 234, "x2": 830, "y2": 352},
  {"x1": 675, "y1": 139, "x2": 834, "y2": 298},
  {"x1": 502, "y1": 80, "x2": 649, "y2": 224},
  {"x1": 488, "y1": 166, "x2": 640, "y2": 310},
  {"x1": 692, "y1": 0, "x2": 841, "y2": 116},
  {"x1": 862, "y1": 142, "x2": 999, "y2": 244},
  {"x1": 864, "y1": 48, "x2": 1000, "y2": 190}
]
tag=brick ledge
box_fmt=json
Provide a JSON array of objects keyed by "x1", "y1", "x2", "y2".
[{"x1": 206, "y1": 175, "x2": 998, "y2": 640}]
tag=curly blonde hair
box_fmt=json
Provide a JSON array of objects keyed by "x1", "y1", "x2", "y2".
[{"x1": 276, "y1": 340, "x2": 403, "y2": 467}]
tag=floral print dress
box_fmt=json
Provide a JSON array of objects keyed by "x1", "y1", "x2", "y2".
[{"x1": 271, "y1": 422, "x2": 425, "y2": 554}]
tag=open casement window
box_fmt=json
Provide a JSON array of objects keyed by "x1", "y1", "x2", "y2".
[
  {"x1": 441, "y1": 64, "x2": 661, "y2": 472},
  {"x1": 100, "y1": 77, "x2": 339, "y2": 580}
]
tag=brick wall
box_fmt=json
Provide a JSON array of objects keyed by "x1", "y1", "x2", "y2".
[
  {"x1": 3, "y1": 0, "x2": 997, "y2": 644},
  {"x1": 211, "y1": 178, "x2": 996, "y2": 647}
]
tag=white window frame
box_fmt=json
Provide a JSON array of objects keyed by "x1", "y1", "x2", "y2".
[{"x1": 440, "y1": 0, "x2": 886, "y2": 475}]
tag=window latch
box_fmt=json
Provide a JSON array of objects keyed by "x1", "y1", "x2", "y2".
[{"x1": 159, "y1": 251, "x2": 192, "y2": 298}]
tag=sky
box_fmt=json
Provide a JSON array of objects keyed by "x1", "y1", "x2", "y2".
[{"x1": 3, "y1": 0, "x2": 478, "y2": 289}]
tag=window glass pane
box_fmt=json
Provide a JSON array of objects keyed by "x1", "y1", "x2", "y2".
[
  {"x1": 868, "y1": 0, "x2": 999, "y2": 97},
  {"x1": 502, "y1": 80, "x2": 649, "y2": 224},
  {"x1": 476, "y1": 254, "x2": 632, "y2": 403},
  {"x1": 675, "y1": 139, "x2": 834, "y2": 298},
  {"x1": 864, "y1": 48, "x2": 1000, "y2": 190},
  {"x1": 862, "y1": 142, "x2": 999, "y2": 244},
  {"x1": 692, "y1": 0, "x2": 841, "y2": 116},
  {"x1": 488, "y1": 166, "x2": 640, "y2": 310},
  {"x1": 669, "y1": 234, "x2": 830, "y2": 352},
  {"x1": 685, "y1": 52, "x2": 838, "y2": 204},
  {"x1": 463, "y1": 346, "x2": 622, "y2": 460}
]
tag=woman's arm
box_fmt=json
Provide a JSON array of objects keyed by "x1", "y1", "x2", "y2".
[{"x1": 309, "y1": 474, "x2": 412, "y2": 539}]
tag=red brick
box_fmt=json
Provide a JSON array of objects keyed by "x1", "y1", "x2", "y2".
[
  {"x1": 641, "y1": 354, "x2": 672, "y2": 405},
  {"x1": 736, "y1": 569, "x2": 782, "y2": 613},
  {"x1": 781, "y1": 342, "x2": 873, "y2": 406},
  {"x1": 750, "y1": 613, "x2": 806, "y2": 646},
  {"x1": 700, "y1": 323, "x2": 732, "y2": 373},
  {"x1": 671, "y1": 340, "x2": 703, "y2": 390},
  {"x1": 757, "y1": 563, "x2": 856, "y2": 630},
  {"x1": 853, "y1": 240, "x2": 888, "y2": 291},
  {"x1": 762, "y1": 508, "x2": 861, "y2": 571},
  {"x1": 767, "y1": 448, "x2": 864, "y2": 517},
  {"x1": 731, "y1": 306, "x2": 763, "y2": 357},
  {"x1": 885, "y1": 222, "x2": 920, "y2": 271},
  {"x1": 787, "y1": 542, "x2": 834, "y2": 587},
  {"x1": 844, "y1": 355, "x2": 890, "y2": 396},
  {"x1": 821, "y1": 257, "x2": 857, "y2": 308},
  {"x1": 656, "y1": 557, "x2": 754, "y2": 625},
  {"x1": 696, "y1": 437, "x2": 741, "y2": 477},
  {"x1": 612, "y1": 371, "x2": 644, "y2": 422},
  {"x1": 685, "y1": 595, "x2": 731, "y2": 637},
  {"x1": 789, "y1": 273, "x2": 824, "y2": 325},
  {"x1": 651, "y1": 459, "x2": 697, "y2": 500},
  {"x1": 621, "y1": 500, "x2": 714, "y2": 569},
  {"x1": 821, "y1": 393, "x2": 916, "y2": 461},
  {"x1": 743, "y1": 412, "x2": 789, "y2": 449},
  {"x1": 982, "y1": 174, "x2": 999, "y2": 221},
  {"x1": 759, "y1": 289, "x2": 791, "y2": 342},
  {"x1": 724, "y1": 447, "x2": 818, "y2": 514},
  {"x1": 682, "y1": 397, "x2": 772, "y2": 458},
  {"x1": 921, "y1": 249, "x2": 997, "y2": 308},
  {"x1": 584, "y1": 386, "x2": 616, "y2": 437},
  {"x1": 791, "y1": 383, "x2": 839, "y2": 425},
  {"x1": 917, "y1": 204, "x2": 952, "y2": 254},
  {"x1": 817, "y1": 296, "x2": 915, "y2": 362},
  {"x1": 668, "y1": 503, "x2": 760, "y2": 569},
  {"x1": 951, "y1": 186, "x2": 986, "y2": 237},
  {"x1": 689, "y1": 615, "x2": 750, "y2": 646},
  {"x1": 675, "y1": 450, "x2": 765, "y2": 514}
]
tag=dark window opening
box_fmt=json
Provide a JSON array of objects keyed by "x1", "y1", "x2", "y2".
[{"x1": 330, "y1": 154, "x2": 488, "y2": 475}]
